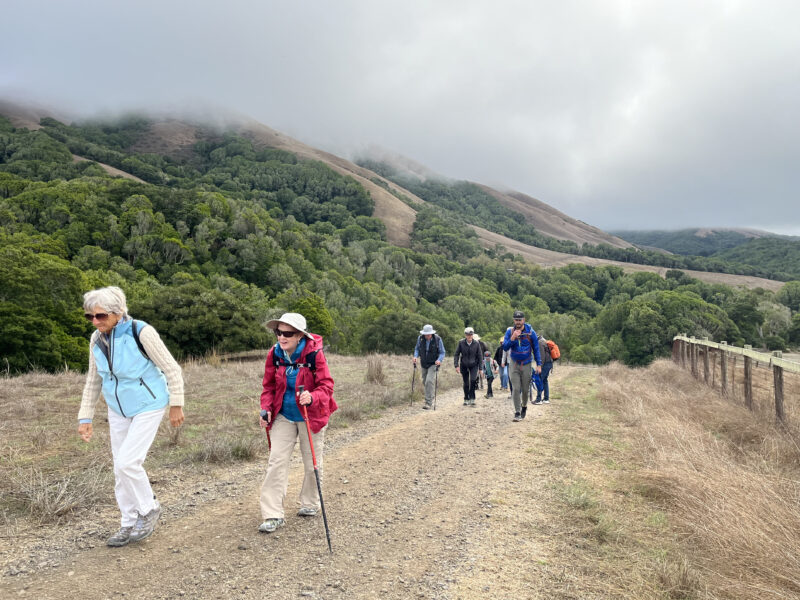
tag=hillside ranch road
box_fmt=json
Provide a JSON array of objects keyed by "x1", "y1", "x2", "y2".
[{"x1": 3, "y1": 368, "x2": 600, "y2": 600}]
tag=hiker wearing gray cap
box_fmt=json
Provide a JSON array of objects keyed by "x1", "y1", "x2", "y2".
[
  {"x1": 412, "y1": 324, "x2": 446, "y2": 410},
  {"x1": 454, "y1": 327, "x2": 482, "y2": 406},
  {"x1": 502, "y1": 310, "x2": 542, "y2": 421}
]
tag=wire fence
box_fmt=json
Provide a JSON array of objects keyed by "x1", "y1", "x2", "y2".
[{"x1": 673, "y1": 335, "x2": 800, "y2": 425}]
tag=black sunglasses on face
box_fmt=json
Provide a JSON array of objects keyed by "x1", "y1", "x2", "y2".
[
  {"x1": 85, "y1": 313, "x2": 110, "y2": 322},
  {"x1": 275, "y1": 329, "x2": 297, "y2": 338}
]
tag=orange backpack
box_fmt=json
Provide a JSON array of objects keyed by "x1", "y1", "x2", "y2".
[{"x1": 546, "y1": 339, "x2": 561, "y2": 361}]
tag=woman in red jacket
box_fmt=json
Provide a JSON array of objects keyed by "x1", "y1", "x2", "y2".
[{"x1": 258, "y1": 313, "x2": 336, "y2": 533}]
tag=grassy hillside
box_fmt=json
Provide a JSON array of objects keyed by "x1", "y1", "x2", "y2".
[
  {"x1": 1, "y1": 111, "x2": 798, "y2": 374},
  {"x1": 359, "y1": 159, "x2": 792, "y2": 281},
  {"x1": 712, "y1": 237, "x2": 800, "y2": 280},
  {"x1": 612, "y1": 228, "x2": 793, "y2": 256}
]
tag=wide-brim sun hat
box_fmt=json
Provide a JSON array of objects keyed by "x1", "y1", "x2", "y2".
[
  {"x1": 265, "y1": 312, "x2": 314, "y2": 340},
  {"x1": 420, "y1": 324, "x2": 436, "y2": 335}
]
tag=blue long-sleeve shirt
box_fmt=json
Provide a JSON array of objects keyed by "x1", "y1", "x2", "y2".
[{"x1": 502, "y1": 323, "x2": 542, "y2": 366}]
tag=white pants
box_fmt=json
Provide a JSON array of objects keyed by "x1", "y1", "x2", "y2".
[
  {"x1": 260, "y1": 414, "x2": 325, "y2": 519},
  {"x1": 108, "y1": 407, "x2": 165, "y2": 527}
]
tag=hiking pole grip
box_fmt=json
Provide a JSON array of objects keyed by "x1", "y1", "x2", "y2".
[
  {"x1": 299, "y1": 385, "x2": 333, "y2": 553},
  {"x1": 259, "y1": 409, "x2": 271, "y2": 451}
]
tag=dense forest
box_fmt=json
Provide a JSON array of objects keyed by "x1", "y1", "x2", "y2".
[
  {"x1": 359, "y1": 159, "x2": 797, "y2": 281},
  {"x1": 611, "y1": 228, "x2": 765, "y2": 256},
  {"x1": 1, "y1": 113, "x2": 799, "y2": 375}
]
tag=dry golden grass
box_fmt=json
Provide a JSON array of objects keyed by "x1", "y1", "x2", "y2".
[{"x1": 600, "y1": 359, "x2": 800, "y2": 599}]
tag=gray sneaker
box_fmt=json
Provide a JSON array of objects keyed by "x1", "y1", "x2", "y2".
[
  {"x1": 258, "y1": 518, "x2": 286, "y2": 533},
  {"x1": 106, "y1": 526, "x2": 133, "y2": 547},
  {"x1": 543, "y1": 398, "x2": 550, "y2": 404},
  {"x1": 513, "y1": 412, "x2": 521, "y2": 422},
  {"x1": 297, "y1": 507, "x2": 318, "y2": 517},
  {"x1": 129, "y1": 504, "x2": 161, "y2": 543}
]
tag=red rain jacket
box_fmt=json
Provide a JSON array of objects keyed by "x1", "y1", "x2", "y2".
[{"x1": 260, "y1": 333, "x2": 336, "y2": 434}]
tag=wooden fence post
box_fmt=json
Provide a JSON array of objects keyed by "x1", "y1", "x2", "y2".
[
  {"x1": 711, "y1": 348, "x2": 717, "y2": 389},
  {"x1": 690, "y1": 338, "x2": 697, "y2": 378},
  {"x1": 744, "y1": 345, "x2": 753, "y2": 411},
  {"x1": 773, "y1": 351, "x2": 785, "y2": 423},
  {"x1": 720, "y1": 342, "x2": 728, "y2": 397},
  {"x1": 703, "y1": 338, "x2": 710, "y2": 385}
]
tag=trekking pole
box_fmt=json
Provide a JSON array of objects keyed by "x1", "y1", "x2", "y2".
[
  {"x1": 410, "y1": 362, "x2": 417, "y2": 406},
  {"x1": 259, "y1": 409, "x2": 271, "y2": 451},
  {"x1": 298, "y1": 385, "x2": 332, "y2": 553},
  {"x1": 433, "y1": 366, "x2": 439, "y2": 411}
]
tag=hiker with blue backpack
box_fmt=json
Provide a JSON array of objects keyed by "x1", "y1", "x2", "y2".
[
  {"x1": 77, "y1": 286, "x2": 184, "y2": 547},
  {"x1": 532, "y1": 333, "x2": 555, "y2": 405},
  {"x1": 502, "y1": 310, "x2": 542, "y2": 422}
]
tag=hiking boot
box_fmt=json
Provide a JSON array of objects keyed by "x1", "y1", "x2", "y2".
[
  {"x1": 106, "y1": 526, "x2": 133, "y2": 547},
  {"x1": 487, "y1": 393, "x2": 493, "y2": 398},
  {"x1": 258, "y1": 518, "x2": 285, "y2": 533},
  {"x1": 422, "y1": 404, "x2": 431, "y2": 410},
  {"x1": 532, "y1": 398, "x2": 543, "y2": 405},
  {"x1": 513, "y1": 412, "x2": 521, "y2": 422},
  {"x1": 128, "y1": 503, "x2": 161, "y2": 542},
  {"x1": 298, "y1": 507, "x2": 318, "y2": 517},
  {"x1": 521, "y1": 405, "x2": 528, "y2": 419},
  {"x1": 463, "y1": 400, "x2": 469, "y2": 406}
]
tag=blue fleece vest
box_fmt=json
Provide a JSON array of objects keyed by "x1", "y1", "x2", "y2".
[{"x1": 92, "y1": 318, "x2": 169, "y2": 418}]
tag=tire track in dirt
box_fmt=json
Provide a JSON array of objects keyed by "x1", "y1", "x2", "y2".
[{"x1": 3, "y1": 374, "x2": 577, "y2": 600}]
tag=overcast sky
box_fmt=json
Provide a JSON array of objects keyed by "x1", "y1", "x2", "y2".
[{"x1": 3, "y1": 0, "x2": 799, "y2": 235}]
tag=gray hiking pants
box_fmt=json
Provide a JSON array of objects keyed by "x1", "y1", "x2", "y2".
[
  {"x1": 509, "y1": 360, "x2": 532, "y2": 413},
  {"x1": 420, "y1": 365, "x2": 438, "y2": 406}
]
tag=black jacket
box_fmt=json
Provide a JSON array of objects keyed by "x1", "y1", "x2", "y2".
[{"x1": 454, "y1": 338, "x2": 483, "y2": 369}]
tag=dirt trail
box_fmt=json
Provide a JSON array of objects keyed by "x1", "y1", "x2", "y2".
[{"x1": 2, "y1": 370, "x2": 587, "y2": 600}]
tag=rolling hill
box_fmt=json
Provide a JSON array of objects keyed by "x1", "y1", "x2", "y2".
[{"x1": 0, "y1": 98, "x2": 787, "y2": 295}]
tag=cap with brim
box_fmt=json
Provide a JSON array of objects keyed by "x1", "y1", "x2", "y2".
[
  {"x1": 513, "y1": 310, "x2": 525, "y2": 319},
  {"x1": 420, "y1": 324, "x2": 436, "y2": 335},
  {"x1": 265, "y1": 312, "x2": 314, "y2": 340},
  {"x1": 464, "y1": 327, "x2": 474, "y2": 334}
]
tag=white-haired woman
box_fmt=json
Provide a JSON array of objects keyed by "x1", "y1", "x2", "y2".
[{"x1": 77, "y1": 286, "x2": 184, "y2": 547}]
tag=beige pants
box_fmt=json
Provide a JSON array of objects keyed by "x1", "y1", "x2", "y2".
[{"x1": 259, "y1": 413, "x2": 325, "y2": 519}]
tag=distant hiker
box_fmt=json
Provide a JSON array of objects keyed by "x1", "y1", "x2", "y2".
[
  {"x1": 413, "y1": 324, "x2": 446, "y2": 410},
  {"x1": 474, "y1": 334, "x2": 488, "y2": 390},
  {"x1": 502, "y1": 310, "x2": 542, "y2": 422},
  {"x1": 532, "y1": 333, "x2": 554, "y2": 405},
  {"x1": 454, "y1": 326, "x2": 483, "y2": 406},
  {"x1": 259, "y1": 313, "x2": 336, "y2": 534},
  {"x1": 482, "y1": 351, "x2": 499, "y2": 398},
  {"x1": 77, "y1": 286, "x2": 185, "y2": 547},
  {"x1": 494, "y1": 337, "x2": 508, "y2": 392}
]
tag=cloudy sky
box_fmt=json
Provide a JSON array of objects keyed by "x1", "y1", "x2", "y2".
[{"x1": 3, "y1": 0, "x2": 799, "y2": 235}]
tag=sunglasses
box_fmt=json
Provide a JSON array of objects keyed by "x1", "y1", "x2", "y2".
[
  {"x1": 275, "y1": 329, "x2": 298, "y2": 338},
  {"x1": 84, "y1": 313, "x2": 110, "y2": 322}
]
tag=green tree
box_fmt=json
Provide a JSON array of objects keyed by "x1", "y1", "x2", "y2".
[{"x1": 292, "y1": 293, "x2": 334, "y2": 339}]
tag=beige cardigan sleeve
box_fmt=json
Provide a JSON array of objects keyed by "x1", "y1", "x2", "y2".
[
  {"x1": 77, "y1": 332, "x2": 102, "y2": 422},
  {"x1": 138, "y1": 325, "x2": 184, "y2": 407}
]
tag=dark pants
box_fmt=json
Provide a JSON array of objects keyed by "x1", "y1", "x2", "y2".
[
  {"x1": 536, "y1": 362, "x2": 552, "y2": 400},
  {"x1": 460, "y1": 365, "x2": 478, "y2": 400},
  {"x1": 486, "y1": 376, "x2": 494, "y2": 397}
]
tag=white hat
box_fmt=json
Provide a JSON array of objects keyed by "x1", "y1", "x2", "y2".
[
  {"x1": 473, "y1": 334, "x2": 481, "y2": 341},
  {"x1": 265, "y1": 312, "x2": 314, "y2": 340},
  {"x1": 464, "y1": 326, "x2": 474, "y2": 334},
  {"x1": 420, "y1": 324, "x2": 436, "y2": 335}
]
